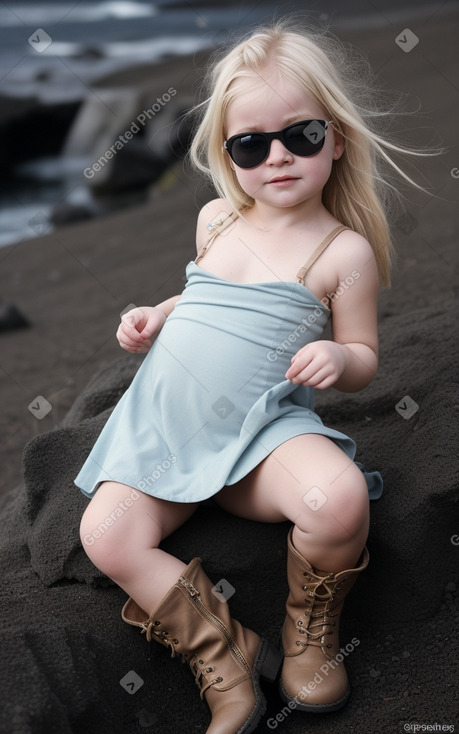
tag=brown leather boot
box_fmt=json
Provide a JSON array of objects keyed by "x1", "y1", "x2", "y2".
[
  {"x1": 280, "y1": 527, "x2": 369, "y2": 712},
  {"x1": 121, "y1": 557, "x2": 282, "y2": 734}
]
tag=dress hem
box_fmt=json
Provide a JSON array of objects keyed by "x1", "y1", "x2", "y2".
[{"x1": 75, "y1": 423, "x2": 382, "y2": 503}]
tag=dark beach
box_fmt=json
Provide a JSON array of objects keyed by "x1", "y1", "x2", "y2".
[{"x1": 0, "y1": 4, "x2": 458, "y2": 733}]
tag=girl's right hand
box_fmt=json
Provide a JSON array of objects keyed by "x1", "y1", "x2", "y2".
[{"x1": 116, "y1": 306, "x2": 167, "y2": 353}]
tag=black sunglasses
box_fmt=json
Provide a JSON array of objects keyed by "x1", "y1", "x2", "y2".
[{"x1": 224, "y1": 119, "x2": 332, "y2": 169}]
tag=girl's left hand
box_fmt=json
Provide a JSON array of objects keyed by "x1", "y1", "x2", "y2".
[{"x1": 285, "y1": 341, "x2": 346, "y2": 390}]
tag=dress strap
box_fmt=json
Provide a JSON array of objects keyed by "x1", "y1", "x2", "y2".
[
  {"x1": 296, "y1": 225, "x2": 349, "y2": 284},
  {"x1": 195, "y1": 211, "x2": 238, "y2": 265}
]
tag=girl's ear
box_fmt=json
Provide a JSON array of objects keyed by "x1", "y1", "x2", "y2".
[{"x1": 332, "y1": 129, "x2": 345, "y2": 160}]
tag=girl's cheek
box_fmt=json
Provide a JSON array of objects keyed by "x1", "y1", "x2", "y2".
[{"x1": 233, "y1": 169, "x2": 257, "y2": 196}]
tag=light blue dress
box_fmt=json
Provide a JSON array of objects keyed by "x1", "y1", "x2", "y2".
[{"x1": 74, "y1": 228, "x2": 383, "y2": 503}]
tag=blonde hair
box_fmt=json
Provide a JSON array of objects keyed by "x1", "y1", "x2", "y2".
[{"x1": 189, "y1": 21, "x2": 432, "y2": 287}]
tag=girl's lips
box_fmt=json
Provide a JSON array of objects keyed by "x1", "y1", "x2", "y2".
[{"x1": 267, "y1": 176, "x2": 299, "y2": 187}]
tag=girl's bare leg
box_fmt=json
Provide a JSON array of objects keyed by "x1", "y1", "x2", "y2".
[
  {"x1": 215, "y1": 433, "x2": 369, "y2": 571},
  {"x1": 80, "y1": 481, "x2": 198, "y2": 612}
]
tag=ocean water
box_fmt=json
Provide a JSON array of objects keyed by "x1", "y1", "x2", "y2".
[
  {"x1": 0, "y1": 0, "x2": 285, "y2": 247},
  {"x1": 0, "y1": 0, "x2": 288, "y2": 102},
  {"x1": 0, "y1": 0, "x2": 450, "y2": 248}
]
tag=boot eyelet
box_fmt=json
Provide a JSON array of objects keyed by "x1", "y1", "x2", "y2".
[
  {"x1": 173, "y1": 639, "x2": 179, "y2": 644},
  {"x1": 198, "y1": 659, "x2": 204, "y2": 665},
  {"x1": 296, "y1": 641, "x2": 302, "y2": 646},
  {"x1": 327, "y1": 644, "x2": 332, "y2": 648},
  {"x1": 205, "y1": 667, "x2": 213, "y2": 673},
  {"x1": 154, "y1": 620, "x2": 160, "y2": 626},
  {"x1": 216, "y1": 676, "x2": 223, "y2": 683},
  {"x1": 298, "y1": 620, "x2": 303, "y2": 625}
]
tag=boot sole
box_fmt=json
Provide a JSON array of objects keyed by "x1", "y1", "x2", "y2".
[
  {"x1": 279, "y1": 677, "x2": 350, "y2": 713},
  {"x1": 237, "y1": 639, "x2": 283, "y2": 734}
]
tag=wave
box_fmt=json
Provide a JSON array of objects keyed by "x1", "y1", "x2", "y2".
[
  {"x1": 39, "y1": 35, "x2": 214, "y2": 61},
  {"x1": 0, "y1": 1, "x2": 158, "y2": 27}
]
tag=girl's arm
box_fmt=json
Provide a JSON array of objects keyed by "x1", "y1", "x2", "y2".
[
  {"x1": 117, "y1": 196, "x2": 230, "y2": 355},
  {"x1": 285, "y1": 233, "x2": 379, "y2": 393},
  {"x1": 117, "y1": 294, "x2": 181, "y2": 354},
  {"x1": 155, "y1": 294, "x2": 182, "y2": 317}
]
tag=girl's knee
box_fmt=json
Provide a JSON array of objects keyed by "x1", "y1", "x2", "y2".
[
  {"x1": 297, "y1": 465, "x2": 369, "y2": 542},
  {"x1": 79, "y1": 495, "x2": 162, "y2": 578},
  {"x1": 332, "y1": 469, "x2": 369, "y2": 539},
  {"x1": 80, "y1": 507, "x2": 124, "y2": 577}
]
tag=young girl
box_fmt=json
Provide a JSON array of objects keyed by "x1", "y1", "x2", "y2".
[{"x1": 76, "y1": 21, "x2": 418, "y2": 734}]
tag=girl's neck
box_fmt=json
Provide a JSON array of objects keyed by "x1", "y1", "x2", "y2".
[{"x1": 247, "y1": 199, "x2": 332, "y2": 233}]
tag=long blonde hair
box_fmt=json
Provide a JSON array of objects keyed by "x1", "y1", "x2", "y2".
[{"x1": 189, "y1": 21, "x2": 432, "y2": 287}]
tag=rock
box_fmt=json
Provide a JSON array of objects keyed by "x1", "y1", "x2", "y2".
[
  {"x1": 50, "y1": 190, "x2": 149, "y2": 226},
  {"x1": 21, "y1": 308, "x2": 459, "y2": 625},
  {"x1": 84, "y1": 95, "x2": 194, "y2": 195},
  {"x1": 88, "y1": 139, "x2": 170, "y2": 195},
  {"x1": 143, "y1": 98, "x2": 194, "y2": 161},
  {"x1": 62, "y1": 87, "x2": 143, "y2": 159},
  {"x1": 50, "y1": 202, "x2": 102, "y2": 226},
  {"x1": 0, "y1": 302, "x2": 30, "y2": 332},
  {"x1": 0, "y1": 94, "x2": 81, "y2": 173},
  {"x1": 75, "y1": 46, "x2": 106, "y2": 60}
]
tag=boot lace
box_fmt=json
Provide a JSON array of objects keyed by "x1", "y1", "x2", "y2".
[
  {"x1": 140, "y1": 618, "x2": 223, "y2": 698},
  {"x1": 296, "y1": 573, "x2": 342, "y2": 654}
]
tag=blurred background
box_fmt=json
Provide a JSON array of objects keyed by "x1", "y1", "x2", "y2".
[
  {"x1": 0, "y1": 0, "x2": 457, "y2": 501},
  {"x1": 0, "y1": 0, "x2": 452, "y2": 246}
]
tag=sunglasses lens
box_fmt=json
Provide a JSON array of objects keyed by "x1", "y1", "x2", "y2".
[
  {"x1": 285, "y1": 120, "x2": 327, "y2": 156},
  {"x1": 229, "y1": 133, "x2": 268, "y2": 169}
]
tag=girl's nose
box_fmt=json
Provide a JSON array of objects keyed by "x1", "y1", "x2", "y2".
[{"x1": 265, "y1": 138, "x2": 293, "y2": 166}]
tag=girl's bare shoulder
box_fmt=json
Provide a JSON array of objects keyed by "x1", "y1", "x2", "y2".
[
  {"x1": 331, "y1": 227, "x2": 378, "y2": 279},
  {"x1": 196, "y1": 198, "x2": 234, "y2": 250}
]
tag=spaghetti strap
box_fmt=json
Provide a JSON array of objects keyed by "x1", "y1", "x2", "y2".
[
  {"x1": 195, "y1": 211, "x2": 238, "y2": 265},
  {"x1": 296, "y1": 225, "x2": 349, "y2": 284}
]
